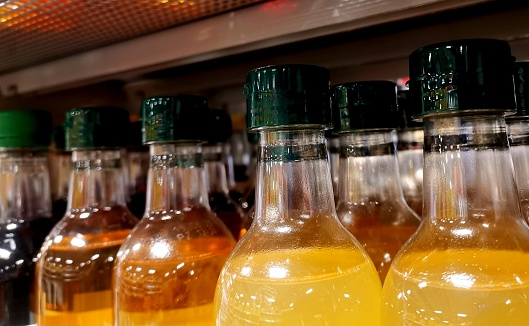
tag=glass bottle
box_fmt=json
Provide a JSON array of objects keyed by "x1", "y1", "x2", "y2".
[
  {"x1": 37, "y1": 107, "x2": 138, "y2": 325},
  {"x1": 382, "y1": 39, "x2": 529, "y2": 325},
  {"x1": 507, "y1": 62, "x2": 529, "y2": 222},
  {"x1": 0, "y1": 110, "x2": 54, "y2": 326},
  {"x1": 215, "y1": 65, "x2": 382, "y2": 325},
  {"x1": 49, "y1": 125, "x2": 71, "y2": 222},
  {"x1": 333, "y1": 81, "x2": 420, "y2": 283},
  {"x1": 205, "y1": 108, "x2": 244, "y2": 240},
  {"x1": 114, "y1": 96, "x2": 236, "y2": 325},
  {"x1": 126, "y1": 121, "x2": 149, "y2": 219},
  {"x1": 326, "y1": 130, "x2": 340, "y2": 204},
  {"x1": 396, "y1": 90, "x2": 424, "y2": 217}
]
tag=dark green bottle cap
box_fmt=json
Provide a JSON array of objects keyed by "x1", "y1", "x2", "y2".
[
  {"x1": 244, "y1": 64, "x2": 332, "y2": 131},
  {"x1": 53, "y1": 125, "x2": 66, "y2": 150},
  {"x1": 510, "y1": 62, "x2": 529, "y2": 118},
  {"x1": 128, "y1": 121, "x2": 145, "y2": 149},
  {"x1": 397, "y1": 90, "x2": 422, "y2": 129},
  {"x1": 409, "y1": 39, "x2": 516, "y2": 118},
  {"x1": 0, "y1": 110, "x2": 53, "y2": 148},
  {"x1": 65, "y1": 107, "x2": 130, "y2": 150},
  {"x1": 206, "y1": 109, "x2": 232, "y2": 144},
  {"x1": 332, "y1": 81, "x2": 399, "y2": 132},
  {"x1": 142, "y1": 95, "x2": 209, "y2": 144}
]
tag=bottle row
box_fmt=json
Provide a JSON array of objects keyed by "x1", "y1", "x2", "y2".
[{"x1": 2, "y1": 37, "x2": 529, "y2": 325}]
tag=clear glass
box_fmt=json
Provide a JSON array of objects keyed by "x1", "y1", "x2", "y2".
[
  {"x1": 507, "y1": 118, "x2": 529, "y2": 222},
  {"x1": 204, "y1": 144, "x2": 244, "y2": 240},
  {"x1": 327, "y1": 136, "x2": 340, "y2": 204},
  {"x1": 336, "y1": 130, "x2": 420, "y2": 282},
  {"x1": 0, "y1": 149, "x2": 54, "y2": 326},
  {"x1": 397, "y1": 128, "x2": 424, "y2": 217},
  {"x1": 382, "y1": 115, "x2": 529, "y2": 325},
  {"x1": 125, "y1": 148, "x2": 149, "y2": 219},
  {"x1": 37, "y1": 149, "x2": 138, "y2": 326},
  {"x1": 114, "y1": 143, "x2": 236, "y2": 325},
  {"x1": 49, "y1": 150, "x2": 71, "y2": 222},
  {"x1": 214, "y1": 129, "x2": 382, "y2": 325}
]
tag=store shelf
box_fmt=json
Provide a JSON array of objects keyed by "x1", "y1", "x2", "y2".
[{"x1": 0, "y1": 0, "x2": 488, "y2": 96}]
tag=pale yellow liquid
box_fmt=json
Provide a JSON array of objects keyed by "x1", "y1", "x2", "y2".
[
  {"x1": 215, "y1": 248, "x2": 382, "y2": 325},
  {"x1": 382, "y1": 250, "x2": 529, "y2": 325}
]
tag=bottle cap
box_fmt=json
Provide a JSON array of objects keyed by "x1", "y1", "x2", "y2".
[
  {"x1": 53, "y1": 125, "x2": 66, "y2": 150},
  {"x1": 142, "y1": 95, "x2": 209, "y2": 144},
  {"x1": 245, "y1": 64, "x2": 332, "y2": 131},
  {"x1": 206, "y1": 109, "x2": 232, "y2": 144},
  {"x1": 397, "y1": 90, "x2": 422, "y2": 129},
  {"x1": 510, "y1": 62, "x2": 529, "y2": 118},
  {"x1": 332, "y1": 81, "x2": 399, "y2": 132},
  {"x1": 65, "y1": 107, "x2": 130, "y2": 150},
  {"x1": 409, "y1": 39, "x2": 516, "y2": 118},
  {"x1": 0, "y1": 110, "x2": 53, "y2": 148}
]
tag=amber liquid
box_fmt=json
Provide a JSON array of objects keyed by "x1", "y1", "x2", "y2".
[
  {"x1": 116, "y1": 237, "x2": 233, "y2": 325},
  {"x1": 38, "y1": 230, "x2": 131, "y2": 326},
  {"x1": 209, "y1": 192, "x2": 243, "y2": 240},
  {"x1": 338, "y1": 205, "x2": 418, "y2": 282}
]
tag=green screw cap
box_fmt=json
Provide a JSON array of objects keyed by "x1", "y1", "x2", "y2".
[
  {"x1": 245, "y1": 64, "x2": 332, "y2": 131},
  {"x1": 409, "y1": 39, "x2": 516, "y2": 118},
  {"x1": 332, "y1": 81, "x2": 399, "y2": 132},
  {"x1": 397, "y1": 90, "x2": 422, "y2": 129},
  {"x1": 511, "y1": 62, "x2": 529, "y2": 118},
  {"x1": 0, "y1": 110, "x2": 53, "y2": 148},
  {"x1": 65, "y1": 107, "x2": 130, "y2": 150},
  {"x1": 206, "y1": 109, "x2": 232, "y2": 144},
  {"x1": 142, "y1": 95, "x2": 209, "y2": 144}
]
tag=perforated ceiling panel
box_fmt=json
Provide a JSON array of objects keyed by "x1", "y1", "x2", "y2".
[{"x1": 0, "y1": 0, "x2": 265, "y2": 74}]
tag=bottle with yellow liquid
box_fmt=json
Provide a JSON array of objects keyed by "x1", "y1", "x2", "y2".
[
  {"x1": 507, "y1": 62, "x2": 529, "y2": 222},
  {"x1": 214, "y1": 64, "x2": 382, "y2": 325},
  {"x1": 333, "y1": 81, "x2": 421, "y2": 283},
  {"x1": 114, "y1": 96, "x2": 236, "y2": 325},
  {"x1": 37, "y1": 107, "x2": 138, "y2": 326},
  {"x1": 396, "y1": 90, "x2": 424, "y2": 217},
  {"x1": 382, "y1": 39, "x2": 529, "y2": 325}
]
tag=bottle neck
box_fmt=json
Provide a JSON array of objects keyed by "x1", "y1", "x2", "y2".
[
  {"x1": 397, "y1": 128, "x2": 424, "y2": 151},
  {"x1": 506, "y1": 118, "x2": 529, "y2": 219},
  {"x1": 338, "y1": 130, "x2": 406, "y2": 205},
  {"x1": 423, "y1": 115, "x2": 521, "y2": 222},
  {"x1": 204, "y1": 144, "x2": 230, "y2": 195},
  {"x1": 68, "y1": 149, "x2": 127, "y2": 210},
  {"x1": 255, "y1": 129, "x2": 335, "y2": 225},
  {"x1": 50, "y1": 150, "x2": 71, "y2": 201},
  {"x1": 0, "y1": 149, "x2": 52, "y2": 223},
  {"x1": 126, "y1": 148, "x2": 149, "y2": 197},
  {"x1": 145, "y1": 143, "x2": 210, "y2": 212}
]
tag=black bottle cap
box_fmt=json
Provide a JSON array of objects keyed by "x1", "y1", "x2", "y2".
[
  {"x1": 511, "y1": 62, "x2": 529, "y2": 118},
  {"x1": 398, "y1": 90, "x2": 422, "y2": 129},
  {"x1": 142, "y1": 95, "x2": 209, "y2": 144},
  {"x1": 409, "y1": 39, "x2": 516, "y2": 118},
  {"x1": 332, "y1": 81, "x2": 399, "y2": 132},
  {"x1": 206, "y1": 109, "x2": 232, "y2": 144},
  {"x1": 53, "y1": 125, "x2": 66, "y2": 150},
  {"x1": 65, "y1": 107, "x2": 130, "y2": 150},
  {"x1": 244, "y1": 64, "x2": 332, "y2": 131}
]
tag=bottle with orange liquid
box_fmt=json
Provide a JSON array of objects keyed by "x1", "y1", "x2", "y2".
[
  {"x1": 507, "y1": 62, "x2": 529, "y2": 222},
  {"x1": 37, "y1": 107, "x2": 138, "y2": 326},
  {"x1": 382, "y1": 39, "x2": 529, "y2": 325},
  {"x1": 333, "y1": 81, "x2": 420, "y2": 283},
  {"x1": 214, "y1": 65, "x2": 382, "y2": 325},
  {"x1": 396, "y1": 90, "x2": 424, "y2": 217},
  {"x1": 114, "y1": 96, "x2": 236, "y2": 325},
  {"x1": 204, "y1": 108, "x2": 244, "y2": 239},
  {"x1": 0, "y1": 110, "x2": 55, "y2": 325}
]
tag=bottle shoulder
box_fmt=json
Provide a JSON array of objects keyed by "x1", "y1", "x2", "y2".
[{"x1": 336, "y1": 201, "x2": 421, "y2": 227}]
